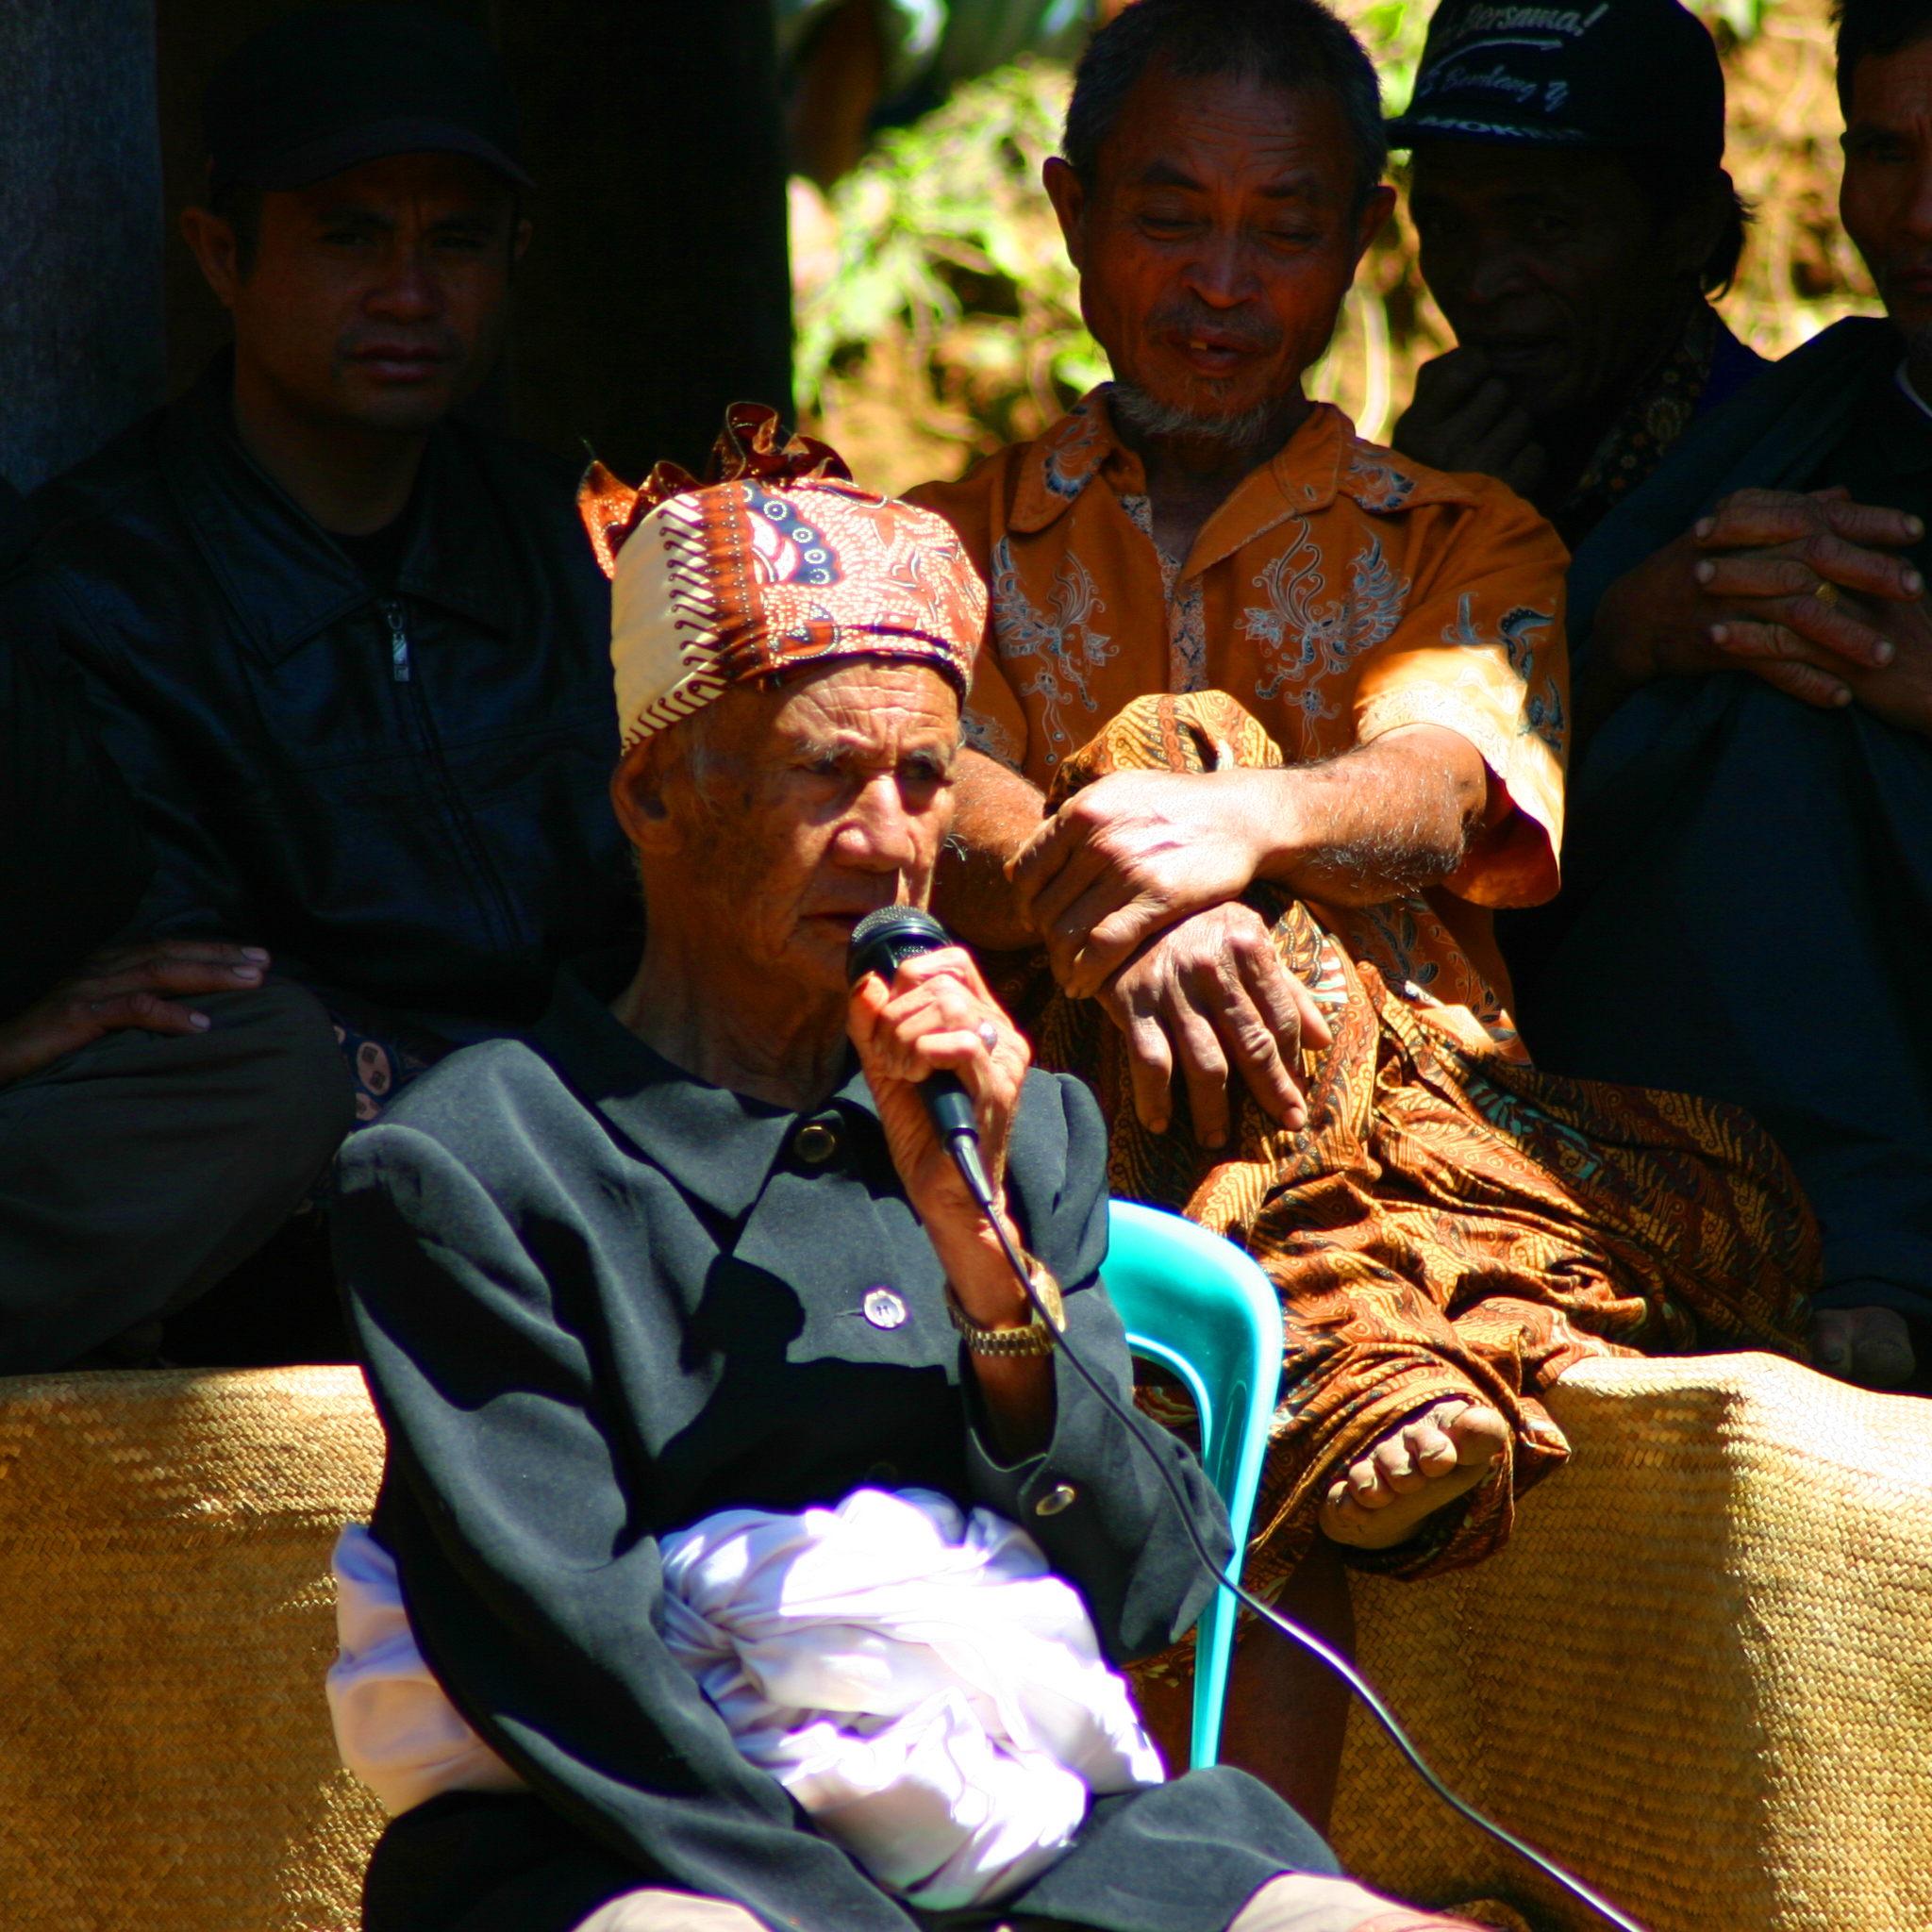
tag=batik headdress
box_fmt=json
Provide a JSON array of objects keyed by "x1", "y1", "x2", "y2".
[{"x1": 578, "y1": 404, "x2": 987, "y2": 748}]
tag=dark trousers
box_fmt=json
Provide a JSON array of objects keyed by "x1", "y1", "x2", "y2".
[
  {"x1": 0, "y1": 980, "x2": 354, "y2": 1372},
  {"x1": 366, "y1": 1773, "x2": 1342, "y2": 1932}
]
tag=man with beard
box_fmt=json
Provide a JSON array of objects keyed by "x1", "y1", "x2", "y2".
[
  {"x1": 1386, "y1": 0, "x2": 1765, "y2": 552},
  {"x1": 1503, "y1": 0, "x2": 1932, "y2": 1393},
  {"x1": 913, "y1": 0, "x2": 1813, "y2": 1824},
  {"x1": 8, "y1": 8, "x2": 633, "y2": 1372}
]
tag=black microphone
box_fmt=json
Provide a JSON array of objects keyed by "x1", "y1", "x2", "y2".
[{"x1": 846, "y1": 905, "x2": 992, "y2": 1200}]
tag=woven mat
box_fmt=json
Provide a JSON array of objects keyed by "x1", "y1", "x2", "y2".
[
  {"x1": 0, "y1": 1366, "x2": 387, "y2": 1932},
  {"x1": 1328, "y1": 1353, "x2": 1932, "y2": 1932},
  {"x1": 8, "y1": 1355, "x2": 1926, "y2": 1932}
]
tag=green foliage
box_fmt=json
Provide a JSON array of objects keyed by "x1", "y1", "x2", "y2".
[
  {"x1": 1348, "y1": 0, "x2": 1430, "y2": 115},
  {"x1": 793, "y1": 0, "x2": 1815, "y2": 490},
  {"x1": 793, "y1": 58, "x2": 1102, "y2": 449}
]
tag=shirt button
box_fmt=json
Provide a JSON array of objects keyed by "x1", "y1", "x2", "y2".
[
  {"x1": 792, "y1": 1121, "x2": 840, "y2": 1165},
  {"x1": 862, "y1": 1286, "x2": 908, "y2": 1329},
  {"x1": 1034, "y1": 1483, "x2": 1077, "y2": 1518}
]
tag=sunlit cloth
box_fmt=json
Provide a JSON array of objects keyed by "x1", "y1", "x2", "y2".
[
  {"x1": 327, "y1": 1524, "x2": 525, "y2": 1816},
  {"x1": 909, "y1": 391, "x2": 1571, "y2": 1016},
  {"x1": 992, "y1": 692, "x2": 1816, "y2": 1590},
  {"x1": 328, "y1": 1491, "x2": 1163, "y2": 1908},
  {"x1": 657, "y1": 1487, "x2": 1163, "y2": 1908},
  {"x1": 576, "y1": 404, "x2": 984, "y2": 747}
]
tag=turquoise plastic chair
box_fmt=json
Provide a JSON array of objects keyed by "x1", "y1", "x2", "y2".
[{"x1": 1102, "y1": 1201, "x2": 1281, "y2": 1771}]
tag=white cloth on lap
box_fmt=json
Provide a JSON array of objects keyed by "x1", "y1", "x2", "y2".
[
  {"x1": 326, "y1": 1524, "x2": 527, "y2": 1815},
  {"x1": 327, "y1": 1488, "x2": 1162, "y2": 1909},
  {"x1": 657, "y1": 1487, "x2": 1164, "y2": 1909}
]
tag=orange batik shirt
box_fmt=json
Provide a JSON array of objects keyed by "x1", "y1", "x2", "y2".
[{"x1": 909, "y1": 388, "x2": 1571, "y2": 1019}]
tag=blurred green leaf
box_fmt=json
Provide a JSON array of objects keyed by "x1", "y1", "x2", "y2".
[{"x1": 794, "y1": 58, "x2": 1092, "y2": 415}]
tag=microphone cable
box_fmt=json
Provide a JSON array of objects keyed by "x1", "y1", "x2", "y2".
[
  {"x1": 846, "y1": 900, "x2": 1647, "y2": 1931},
  {"x1": 948, "y1": 1148, "x2": 1651, "y2": 1932}
]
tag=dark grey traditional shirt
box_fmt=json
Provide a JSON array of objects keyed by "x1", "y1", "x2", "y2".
[{"x1": 335, "y1": 962, "x2": 1330, "y2": 1932}]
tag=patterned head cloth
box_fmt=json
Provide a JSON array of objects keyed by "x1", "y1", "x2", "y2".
[{"x1": 578, "y1": 405, "x2": 987, "y2": 749}]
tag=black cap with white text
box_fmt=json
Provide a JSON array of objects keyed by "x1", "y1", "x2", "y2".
[{"x1": 1386, "y1": 0, "x2": 1727, "y2": 168}]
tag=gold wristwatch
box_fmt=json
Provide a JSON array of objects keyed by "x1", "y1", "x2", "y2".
[{"x1": 945, "y1": 1254, "x2": 1066, "y2": 1357}]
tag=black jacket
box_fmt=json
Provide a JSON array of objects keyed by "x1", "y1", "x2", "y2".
[
  {"x1": 335, "y1": 962, "x2": 1327, "y2": 1932},
  {"x1": 30, "y1": 363, "x2": 637, "y2": 1025},
  {"x1": 0, "y1": 479, "x2": 152, "y2": 1017}
]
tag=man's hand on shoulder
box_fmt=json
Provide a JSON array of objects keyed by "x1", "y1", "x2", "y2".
[
  {"x1": 1835, "y1": 589, "x2": 1932, "y2": 737},
  {"x1": 1391, "y1": 347, "x2": 1545, "y2": 497},
  {"x1": 0, "y1": 940, "x2": 271, "y2": 1087},
  {"x1": 1591, "y1": 488, "x2": 1921, "y2": 723}
]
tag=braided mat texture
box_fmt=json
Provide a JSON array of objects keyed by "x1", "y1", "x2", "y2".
[
  {"x1": 1329, "y1": 1353, "x2": 1932, "y2": 1932},
  {"x1": 0, "y1": 1366, "x2": 387, "y2": 1932}
]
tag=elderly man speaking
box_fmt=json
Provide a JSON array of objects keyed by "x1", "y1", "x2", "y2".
[{"x1": 329, "y1": 410, "x2": 1476, "y2": 1932}]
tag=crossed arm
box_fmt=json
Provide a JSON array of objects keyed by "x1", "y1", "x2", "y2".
[{"x1": 935, "y1": 724, "x2": 1490, "y2": 1147}]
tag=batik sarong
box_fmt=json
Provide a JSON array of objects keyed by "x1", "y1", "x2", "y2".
[{"x1": 1002, "y1": 692, "x2": 1817, "y2": 1587}]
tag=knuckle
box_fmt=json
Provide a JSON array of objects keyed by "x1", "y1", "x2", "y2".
[{"x1": 1229, "y1": 1022, "x2": 1274, "y2": 1063}]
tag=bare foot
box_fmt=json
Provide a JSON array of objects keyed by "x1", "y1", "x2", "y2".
[
  {"x1": 1319, "y1": 1398, "x2": 1509, "y2": 1551},
  {"x1": 1813, "y1": 1306, "x2": 1916, "y2": 1388}
]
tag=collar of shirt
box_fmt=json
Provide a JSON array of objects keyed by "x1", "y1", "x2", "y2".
[
  {"x1": 1847, "y1": 358, "x2": 1932, "y2": 479},
  {"x1": 1004, "y1": 383, "x2": 1468, "y2": 587},
  {"x1": 1007, "y1": 384, "x2": 1354, "y2": 571},
  {"x1": 531, "y1": 957, "x2": 886, "y2": 1223},
  {"x1": 161, "y1": 350, "x2": 532, "y2": 667},
  {"x1": 1897, "y1": 359, "x2": 1932, "y2": 431}
]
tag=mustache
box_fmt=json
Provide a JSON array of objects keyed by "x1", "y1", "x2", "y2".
[{"x1": 1144, "y1": 299, "x2": 1283, "y2": 354}]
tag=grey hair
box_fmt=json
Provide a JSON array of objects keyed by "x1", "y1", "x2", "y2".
[
  {"x1": 652, "y1": 697, "x2": 744, "y2": 826},
  {"x1": 1062, "y1": 0, "x2": 1388, "y2": 208},
  {"x1": 1110, "y1": 379, "x2": 1298, "y2": 451}
]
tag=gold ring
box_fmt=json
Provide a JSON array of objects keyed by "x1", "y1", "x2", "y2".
[{"x1": 1813, "y1": 579, "x2": 1840, "y2": 608}]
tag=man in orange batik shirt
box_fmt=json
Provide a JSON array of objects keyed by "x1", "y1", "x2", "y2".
[
  {"x1": 910, "y1": 0, "x2": 1813, "y2": 1829},
  {"x1": 925, "y1": 374, "x2": 1565, "y2": 1023}
]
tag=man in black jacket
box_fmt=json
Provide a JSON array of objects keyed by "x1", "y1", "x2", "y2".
[
  {"x1": 0, "y1": 475, "x2": 346, "y2": 1374},
  {"x1": 7, "y1": 8, "x2": 635, "y2": 1370}
]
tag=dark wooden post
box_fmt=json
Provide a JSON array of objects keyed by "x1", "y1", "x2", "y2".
[
  {"x1": 155, "y1": 0, "x2": 791, "y2": 478},
  {"x1": 0, "y1": 0, "x2": 167, "y2": 491},
  {"x1": 494, "y1": 0, "x2": 793, "y2": 477}
]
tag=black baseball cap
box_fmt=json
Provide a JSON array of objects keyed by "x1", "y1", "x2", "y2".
[
  {"x1": 204, "y1": 4, "x2": 531, "y2": 203},
  {"x1": 1386, "y1": 0, "x2": 1727, "y2": 169}
]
